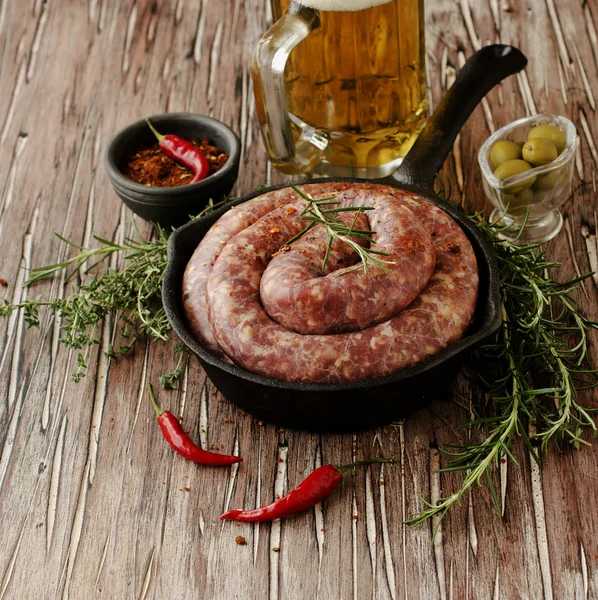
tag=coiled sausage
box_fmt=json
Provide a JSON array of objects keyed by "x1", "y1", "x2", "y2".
[{"x1": 182, "y1": 182, "x2": 478, "y2": 383}]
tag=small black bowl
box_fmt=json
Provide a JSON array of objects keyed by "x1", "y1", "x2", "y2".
[{"x1": 104, "y1": 113, "x2": 241, "y2": 227}]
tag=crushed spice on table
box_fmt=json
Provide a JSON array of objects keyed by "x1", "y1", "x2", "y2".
[{"x1": 123, "y1": 136, "x2": 228, "y2": 187}]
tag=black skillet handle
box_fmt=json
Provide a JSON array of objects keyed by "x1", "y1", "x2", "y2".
[{"x1": 391, "y1": 45, "x2": 527, "y2": 196}]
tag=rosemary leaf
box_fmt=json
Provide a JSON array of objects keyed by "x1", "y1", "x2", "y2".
[{"x1": 287, "y1": 183, "x2": 394, "y2": 274}]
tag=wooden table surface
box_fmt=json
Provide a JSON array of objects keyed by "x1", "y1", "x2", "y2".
[{"x1": 1, "y1": 1, "x2": 598, "y2": 598}]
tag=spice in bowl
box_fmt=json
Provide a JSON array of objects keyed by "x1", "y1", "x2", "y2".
[{"x1": 122, "y1": 120, "x2": 229, "y2": 187}]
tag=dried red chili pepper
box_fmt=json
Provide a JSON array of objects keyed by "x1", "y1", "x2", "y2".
[
  {"x1": 221, "y1": 458, "x2": 393, "y2": 522},
  {"x1": 148, "y1": 384, "x2": 241, "y2": 466},
  {"x1": 146, "y1": 119, "x2": 210, "y2": 183}
]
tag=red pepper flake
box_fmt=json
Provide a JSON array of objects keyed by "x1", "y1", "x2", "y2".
[
  {"x1": 270, "y1": 226, "x2": 280, "y2": 234},
  {"x1": 122, "y1": 137, "x2": 228, "y2": 188},
  {"x1": 277, "y1": 458, "x2": 284, "y2": 463},
  {"x1": 235, "y1": 536, "x2": 247, "y2": 545},
  {"x1": 272, "y1": 547, "x2": 280, "y2": 552},
  {"x1": 162, "y1": 481, "x2": 166, "y2": 485},
  {"x1": 184, "y1": 487, "x2": 191, "y2": 492},
  {"x1": 0, "y1": 278, "x2": 7, "y2": 287},
  {"x1": 223, "y1": 419, "x2": 234, "y2": 424},
  {"x1": 286, "y1": 206, "x2": 296, "y2": 215}
]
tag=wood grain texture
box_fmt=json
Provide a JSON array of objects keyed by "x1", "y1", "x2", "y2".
[{"x1": 1, "y1": 0, "x2": 597, "y2": 598}]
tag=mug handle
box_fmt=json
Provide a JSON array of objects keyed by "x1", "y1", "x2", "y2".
[{"x1": 252, "y1": 2, "x2": 328, "y2": 175}]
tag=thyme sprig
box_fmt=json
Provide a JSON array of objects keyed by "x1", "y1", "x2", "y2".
[
  {"x1": 159, "y1": 342, "x2": 187, "y2": 390},
  {"x1": 1, "y1": 228, "x2": 169, "y2": 383},
  {"x1": 286, "y1": 183, "x2": 393, "y2": 274},
  {"x1": 406, "y1": 212, "x2": 598, "y2": 527},
  {"x1": 0, "y1": 198, "x2": 231, "y2": 383}
]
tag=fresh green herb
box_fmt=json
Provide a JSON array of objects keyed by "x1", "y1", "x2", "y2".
[
  {"x1": 0, "y1": 199, "x2": 231, "y2": 382},
  {"x1": 1, "y1": 228, "x2": 169, "y2": 383},
  {"x1": 406, "y1": 211, "x2": 598, "y2": 529},
  {"x1": 286, "y1": 183, "x2": 393, "y2": 274},
  {"x1": 159, "y1": 342, "x2": 187, "y2": 390}
]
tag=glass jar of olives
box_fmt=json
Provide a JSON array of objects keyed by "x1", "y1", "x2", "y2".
[{"x1": 477, "y1": 115, "x2": 577, "y2": 243}]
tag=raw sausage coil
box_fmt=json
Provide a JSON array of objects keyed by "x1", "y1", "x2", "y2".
[{"x1": 182, "y1": 182, "x2": 479, "y2": 384}]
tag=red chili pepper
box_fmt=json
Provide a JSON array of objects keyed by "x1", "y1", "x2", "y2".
[
  {"x1": 148, "y1": 384, "x2": 241, "y2": 466},
  {"x1": 146, "y1": 119, "x2": 210, "y2": 183},
  {"x1": 220, "y1": 458, "x2": 393, "y2": 522}
]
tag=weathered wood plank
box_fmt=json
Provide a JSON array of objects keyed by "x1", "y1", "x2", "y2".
[{"x1": 1, "y1": 0, "x2": 597, "y2": 599}]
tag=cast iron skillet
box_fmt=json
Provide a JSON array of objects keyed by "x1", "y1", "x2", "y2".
[{"x1": 163, "y1": 45, "x2": 526, "y2": 432}]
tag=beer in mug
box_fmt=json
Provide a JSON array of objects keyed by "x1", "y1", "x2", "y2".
[{"x1": 253, "y1": 0, "x2": 427, "y2": 177}]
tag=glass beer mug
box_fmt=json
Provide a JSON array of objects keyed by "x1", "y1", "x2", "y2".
[{"x1": 253, "y1": 0, "x2": 427, "y2": 177}]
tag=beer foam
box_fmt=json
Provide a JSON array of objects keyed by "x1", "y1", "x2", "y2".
[{"x1": 300, "y1": 0, "x2": 392, "y2": 11}]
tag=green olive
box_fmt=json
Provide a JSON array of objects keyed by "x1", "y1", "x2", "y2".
[
  {"x1": 532, "y1": 169, "x2": 559, "y2": 192},
  {"x1": 522, "y1": 138, "x2": 558, "y2": 167},
  {"x1": 527, "y1": 125, "x2": 567, "y2": 154},
  {"x1": 503, "y1": 188, "x2": 537, "y2": 217},
  {"x1": 494, "y1": 159, "x2": 536, "y2": 192},
  {"x1": 513, "y1": 187, "x2": 535, "y2": 206},
  {"x1": 490, "y1": 140, "x2": 522, "y2": 168}
]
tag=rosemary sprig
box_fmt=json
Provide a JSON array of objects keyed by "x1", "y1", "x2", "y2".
[
  {"x1": 286, "y1": 183, "x2": 393, "y2": 274},
  {"x1": 406, "y1": 211, "x2": 598, "y2": 527}
]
